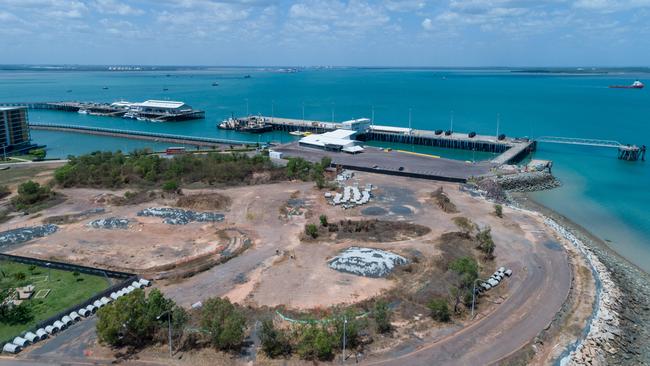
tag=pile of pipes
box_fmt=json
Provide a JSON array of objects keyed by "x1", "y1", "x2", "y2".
[
  {"x1": 2, "y1": 278, "x2": 152, "y2": 354},
  {"x1": 137, "y1": 207, "x2": 225, "y2": 225},
  {"x1": 328, "y1": 247, "x2": 408, "y2": 278},
  {"x1": 335, "y1": 170, "x2": 354, "y2": 184},
  {"x1": 0, "y1": 224, "x2": 58, "y2": 248},
  {"x1": 329, "y1": 184, "x2": 373, "y2": 209},
  {"x1": 476, "y1": 267, "x2": 512, "y2": 294},
  {"x1": 87, "y1": 217, "x2": 130, "y2": 230}
]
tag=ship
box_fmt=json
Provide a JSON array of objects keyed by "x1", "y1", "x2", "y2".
[
  {"x1": 609, "y1": 80, "x2": 644, "y2": 89},
  {"x1": 218, "y1": 115, "x2": 272, "y2": 133}
]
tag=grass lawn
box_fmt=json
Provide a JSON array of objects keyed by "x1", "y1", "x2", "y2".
[{"x1": 0, "y1": 260, "x2": 111, "y2": 343}]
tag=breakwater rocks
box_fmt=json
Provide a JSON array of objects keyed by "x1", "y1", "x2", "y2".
[
  {"x1": 137, "y1": 207, "x2": 224, "y2": 225},
  {"x1": 544, "y1": 218, "x2": 623, "y2": 366},
  {"x1": 87, "y1": 217, "x2": 130, "y2": 229},
  {"x1": 328, "y1": 247, "x2": 408, "y2": 278},
  {"x1": 0, "y1": 224, "x2": 58, "y2": 248},
  {"x1": 496, "y1": 171, "x2": 561, "y2": 192}
]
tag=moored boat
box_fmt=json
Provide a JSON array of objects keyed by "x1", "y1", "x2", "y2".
[{"x1": 609, "y1": 80, "x2": 644, "y2": 89}]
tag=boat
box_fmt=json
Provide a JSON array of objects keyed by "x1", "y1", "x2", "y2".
[
  {"x1": 163, "y1": 88, "x2": 169, "y2": 91},
  {"x1": 218, "y1": 115, "x2": 272, "y2": 133},
  {"x1": 244, "y1": 75, "x2": 251, "y2": 79},
  {"x1": 289, "y1": 130, "x2": 305, "y2": 136},
  {"x1": 609, "y1": 80, "x2": 644, "y2": 89},
  {"x1": 123, "y1": 111, "x2": 138, "y2": 119},
  {"x1": 212, "y1": 82, "x2": 219, "y2": 86},
  {"x1": 78, "y1": 109, "x2": 89, "y2": 114},
  {"x1": 102, "y1": 87, "x2": 109, "y2": 90},
  {"x1": 240, "y1": 123, "x2": 272, "y2": 133},
  {"x1": 218, "y1": 117, "x2": 237, "y2": 130}
]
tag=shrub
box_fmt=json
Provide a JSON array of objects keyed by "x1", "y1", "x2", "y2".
[
  {"x1": 29, "y1": 148, "x2": 46, "y2": 161},
  {"x1": 296, "y1": 324, "x2": 337, "y2": 361},
  {"x1": 319, "y1": 214, "x2": 328, "y2": 227},
  {"x1": 0, "y1": 185, "x2": 10, "y2": 199},
  {"x1": 428, "y1": 298, "x2": 450, "y2": 322},
  {"x1": 200, "y1": 297, "x2": 247, "y2": 350},
  {"x1": 476, "y1": 226, "x2": 495, "y2": 260},
  {"x1": 11, "y1": 180, "x2": 54, "y2": 211},
  {"x1": 373, "y1": 300, "x2": 392, "y2": 333},
  {"x1": 13, "y1": 272, "x2": 26, "y2": 281},
  {"x1": 305, "y1": 223, "x2": 319, "y2": 239},
  {"x1": 452, "y1": 216, "x2": 476, "y2": 237},
  {"x1": 260, "y1": 319, "x2": 292, "y2": 358},
  {"x1": 162, "y1": 180, "x2": 179, "y2": 193},
  {"x1": 494, "y1": 204, "x2": 503, "y2": 218}
]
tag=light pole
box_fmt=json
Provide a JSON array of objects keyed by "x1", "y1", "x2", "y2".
[
  {"x1": 157, "y1": 310, "x2": 173, "y2": 357},
  {"x1": 245, "y1": 98, "x2": 249, "y2": 116},
  {"x1": 450, "y1": 110, "x2": 454, "y2": 133},
  {"x1": 46, "y1": 262, "x2": 51, "y2": 282},
  {"x1": 331, "y1": 102, "x2": 335, "y2": 123},
  {"x1": 302, "y1": 102, "x2": 305, "y2": 124},
  {"x1": 496, "y1": 113, "x2": 500, "y2": 140},
  {"x1": 371, "y1": 105, "x2": 375, "y2": 127},
  {"x1": 271, "y1": 100, "x2": 274, "y2": 123},
  {"x1": 341, "y1": 315, "x2": 348, "y2": 364}
]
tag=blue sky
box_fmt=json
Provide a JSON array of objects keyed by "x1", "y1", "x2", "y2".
[{"x1": 1, "y1": 0, "x2": 649, "y2": 66}]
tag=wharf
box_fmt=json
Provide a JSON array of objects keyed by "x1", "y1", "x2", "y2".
[
  {"x1": 29, "y1": 123, "x2": 251, "y2": 148},
  {"x1": 0, "y1": 101, "x2": 205, "y2": 121},
  {"x1": 274, "y1": 142, "x2": 495, "y2": 182},
  {"x1": 264, "y1": 116, "x2": 535, "y2": 164}
]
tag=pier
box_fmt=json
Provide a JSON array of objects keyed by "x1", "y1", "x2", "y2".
[
  {"x1": 537, "y1": 136, "x2": 646, "y2": 161},
  {"x1": 29, "y1": 123, "x2": 251, "y2": 148},
  {"x1": 263, "y1": 116, "x2": 535, "y2": 164},
  {"x1": 0, "y1": 101, "x2": 205, "y2": 122}
]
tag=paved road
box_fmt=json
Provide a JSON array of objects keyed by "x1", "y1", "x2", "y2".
[{"x1": 363, "y1": 238, "x2": 571, "y2": 366}]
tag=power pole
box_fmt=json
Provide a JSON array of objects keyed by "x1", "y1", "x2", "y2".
[
  {"x1": 496, "y1": 113, "x2": 500, "y2": 139},
  {"x1": 341, "y1": 315, "x2": 348, "y2": 364}
]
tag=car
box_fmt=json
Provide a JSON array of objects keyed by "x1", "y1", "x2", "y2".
[
  {"x1": 487, "y1": 278, "x2": 499, "y2": 287},
  {"x1": 481, "y1": 283, "x2": 492, "y2": 291},
  {"x1": 504, "y1": 269, "x2": 513, "y2": 277},
  {"x1": 497, "y1": 266, "x2": 506, "y2": 273},
  {"x1": 398, "y1": 166, "x2": 404, "y2": 171}
]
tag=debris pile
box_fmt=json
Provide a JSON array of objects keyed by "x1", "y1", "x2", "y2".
[
  {"x1": 329, "y1": 184, "x2": 373, "y2": 209},
  {"x1": 328, "y1": 246, "x2": 408, "y2": 278},
  {"x1": 0, "y1": 224, "x2": 58, "y2": 248},
  {"x1": 137, "y1": 207, "x2": 224, "y2": 225},
  {"x1": 87, "y1": 217, "x2": 130, "y2": 230}
]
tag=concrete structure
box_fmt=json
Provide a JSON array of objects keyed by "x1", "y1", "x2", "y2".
[
  {"x1": 299, "y1": 129, "x2": 364, "y2": 153},
  {"x1": 0, "y1": 106, "x2": 31, "y2": 155},
  {"x1": 132, "y1": 100, "x2": 192, "y2": 115},
  {"x1": 341, "y1": 118, "x2": 371, "y2": 132}
]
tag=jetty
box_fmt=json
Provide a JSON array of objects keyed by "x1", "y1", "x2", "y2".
[
  {"x1": 262, "y1": 116, "x2": 535, "y2": 164},
  {"x1": 0, "y1": 101, "x2": 205, "y2": 122},
  {"x1": 29, "y1": 123, "x2": 250, "y2": 148}
]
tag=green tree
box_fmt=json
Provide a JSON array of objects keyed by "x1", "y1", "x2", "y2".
[
  {"x1": 319, "y1": 214, "x2": 328, "y2": 227},
  {"x1": 260, "y1": 319, "x2": 292, "y2": 358},
  {"x1": 305, "y1": 223, "x2": 319, "y2": 239},
  {"x1": 373, "y1": 300, "x2": 392, "y2": 333},
  {"x1": 11, "y1": 180, "x2": 53, "y2": 210},
  {"x1": 428, "y1": 298, "x2": 450, "y2": 322},
  {"x1": 200, "y1": 297, "x2": 247, "y2": 350},
  {"x1": 448, "y1": 257, "x2": 479, "y2": 313},
  {"x1": 476, "y1": 226, "x2": 496, "y2": 260},
  {"x1": 320, "y1": 156, "x2": 332, "y2": 168},
  {"x1": 332, "y1": 309, "x2": 363, "y2": 350},
  {"x1": 296, "y1": 324, "x2": 336, "y2": 361},
  {"x1": 452, "y1": 216, "x2": 476, "y2": 237},
  {"x1": 494, "y1": 204, "x2": 503, "y2": 218}
]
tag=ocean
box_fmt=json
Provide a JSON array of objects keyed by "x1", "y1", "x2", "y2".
[{"x1": 1, "y1": 68, "x2": 649, "y2": 272}]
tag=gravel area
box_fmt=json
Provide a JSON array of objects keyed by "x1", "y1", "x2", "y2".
[
  {"x1": 0, "y1": 224, "x2": 58, "y2": 248},
  {"x1": 137, "y1": 207, "x2": 225, "y2": 225}
]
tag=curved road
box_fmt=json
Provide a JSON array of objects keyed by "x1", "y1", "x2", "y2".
[{"x1": 364, "y1": 238, "x2": 571, "y2": 365}]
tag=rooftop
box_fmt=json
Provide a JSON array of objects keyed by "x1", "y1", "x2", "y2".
[
  {"x1": 136, "y1": 100, "x2": 187, "y2": 109},
  {"x1": 0, "y1": 106, "x2": 27, "y2": 111}
]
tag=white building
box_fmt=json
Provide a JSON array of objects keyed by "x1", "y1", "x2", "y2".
[
  {"x1": 299, "y1": 129, "x2": 364, "y2": 153},
  {"x1": 134, "y1": 100, "x2": 192, "y2": 115},
  {"x1": 341, "y1": 118, "x2": 371, "y2": 132}
]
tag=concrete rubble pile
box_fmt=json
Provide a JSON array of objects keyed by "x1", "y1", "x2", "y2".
[
  {"x1": 329, "y1": 184, "x2": 373, "y2": 209},
  {"x1": 328, "y1": 246, "x2": 408, "y2": 278},
  {"x1": 137, "y1": 207, "x2": 224, "y2": 225},
  {"x1": 0, "y1": 224, "x2": 58, "y2": 248},
  {"x1": 87, "y1": 217, "x2": 130, "y2": 229}
]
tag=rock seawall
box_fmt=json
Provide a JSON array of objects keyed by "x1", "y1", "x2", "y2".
[{"x1": 496, "y1": 171, "x2": 561, "y2": 192}]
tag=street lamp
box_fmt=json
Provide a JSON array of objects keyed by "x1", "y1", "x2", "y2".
[
  {"x1": 245, "y1": 98, "x2": 249, "y2": 116},
  {"x1": 157, "y1": 310, "x2": 173, "y2": 357},
  {"x1": 46, "y1": 262, "x2": 51, "y2": 282},
  {"x1": 341, "y1": 315, "x2": 348, "y2": 364}
]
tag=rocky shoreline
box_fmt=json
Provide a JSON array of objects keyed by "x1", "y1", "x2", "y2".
[{"x1": 512, "y1": 194, "x2": 650, "y2": 365}]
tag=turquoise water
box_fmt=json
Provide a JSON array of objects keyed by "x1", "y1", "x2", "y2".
[{"x1": 1, "y1": 68, "x2": 649, "y2": 271}]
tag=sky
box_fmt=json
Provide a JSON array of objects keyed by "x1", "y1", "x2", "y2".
[{"x1": 1, "y1": 0, "x2": 650, "y2": 66}]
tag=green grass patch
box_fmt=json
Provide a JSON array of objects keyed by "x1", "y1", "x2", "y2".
[{"x1": 0, "y1": 260, "x2": 111, "y2": 343}]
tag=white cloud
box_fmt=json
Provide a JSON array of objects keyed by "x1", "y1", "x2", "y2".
[
  {"x1": 422, "y1": 17, "x2": 433, "y2": 30},
  {"x1": 574, "y1": 0, "x2": 650, "y2": 12},
  {"x1": 93, "y1": 0, "x2": 144, "y2": 16},
  {"x1": 384, "y1": 0, "x2": 426, "y2": 12}
]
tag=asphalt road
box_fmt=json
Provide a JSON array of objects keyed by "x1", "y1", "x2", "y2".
[{"x1": 363, "y1": 239, "x2": 571, "y2": 366}]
